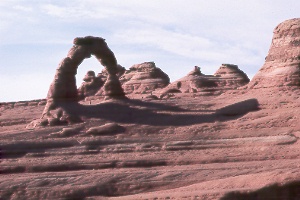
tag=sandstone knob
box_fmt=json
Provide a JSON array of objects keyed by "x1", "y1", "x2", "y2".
[{"x1": 248, "y1": 18, "x2": 300, "y2": 89}]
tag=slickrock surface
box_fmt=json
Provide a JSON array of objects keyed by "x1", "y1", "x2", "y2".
[
  {"x1": 2, "y1": 89, "x2": 300, "y2": 200},
  {"x1": 248, "y1": 18, "x2": 300, "y2": 89},
  {"x1": 2, "y1": 19, "x2": 300, "y2": 200},
  {"x1": 120, "y1": 62, "x2": 170, "y2": 95}
]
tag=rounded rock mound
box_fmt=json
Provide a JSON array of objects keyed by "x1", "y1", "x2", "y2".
[
  {"x1": 157, "y1": 64, "x2": 249, "y2": 96},
  {"x1": 120, "y1": 62, "x2": 170, "y2": 94},
  {"x1": 214, "y1": 64, "x2": 250, "y2": 88}
]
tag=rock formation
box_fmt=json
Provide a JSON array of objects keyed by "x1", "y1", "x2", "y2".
[
  {"x1": 6, "y1": 18, "x2": 300, "y2": 200},
  {"x1": 40, "y1": 36, "x2": 125, "y2": 125},
  {"x1": 100, "y1": 64, "x2": 126, "y2": 78},
  {"x1": 214, "y1": 64, "x2": 250, "y2": 88},
  {"x1": 77, "y1": 70, "x2": 105, "y2": 100},
  {"x1": 158, "y1": 64, "x2": 249, "y2": 97},
  {"x1": 94, "y1": 64, "x2": 126, "y2": 97},
  {"x1": 120, "y1": 62, "x2": 170, "y2": 94},
  {"x1": 248, "y1": 18, "x2": 300, "y2": 89}
]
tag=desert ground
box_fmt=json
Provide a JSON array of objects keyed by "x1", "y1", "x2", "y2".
[
  {"x1": 2, "y1": 87, "x2": 300, "y2": 199},
  {"x1": 1, "y1": 18, "x2": 300, "y2": 200}
]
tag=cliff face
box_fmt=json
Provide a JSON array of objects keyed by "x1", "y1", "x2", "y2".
[{"x1": 248, "y1": 18, "x2": 300, "y2": 89}]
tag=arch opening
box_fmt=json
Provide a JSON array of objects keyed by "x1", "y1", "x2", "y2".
[{"x1": 40, "y1": 36, "x2": 126, "y2": 124}]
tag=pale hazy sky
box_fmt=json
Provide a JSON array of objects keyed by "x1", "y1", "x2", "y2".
[{"x1": 0, "y1": 0, "x2": 299, "y2": 102}]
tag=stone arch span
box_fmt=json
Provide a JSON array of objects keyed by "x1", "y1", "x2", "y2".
[
  {"x1": 47, "y1": 36, "x2": 125, "y2": 102},
  {"x1": 40, "y1": 36, "x2": 126, "y2": 121}
]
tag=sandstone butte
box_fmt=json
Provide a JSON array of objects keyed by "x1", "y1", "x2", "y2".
[{"x1": 1, "y1": 18, "x2": 300, "y2": 200}]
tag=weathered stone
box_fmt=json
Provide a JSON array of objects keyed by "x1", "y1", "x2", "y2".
[
  {"x1": 14, "y1": 102, "x2": 28, "y2": 107},
  {"x1": 50, "y1": 126, "x2": 84, "y2": 137},
  {"x1": 120, "y1": 62, "x2": 170, "y2": 94},
  {"x1": 40, "y1": 36, "x2": 126, "y2": 125},
  {"x1": 78, "y1": 70, "x2": 105, "y2": 100},
  {"x1": 46, "y1": 36, "x2": 125, "y2": 103},
  {"x1": 48, "y1": 118, "x2": 62, "y2": 126},
  {"x1": 94, "y1": 64, "x2": 126, "y2": 97},
  {"x1": 248, "y1": 18, "x2": 300, "y2": 89},
  {"x1": 158, "y1": 65, "x2": 249, "y2": 97},
  {"x1": 214, "y1": 64, "x2": 250, "y2": 88},
  {"x1": 103, "y1": 74, "x2": 126, "y2": 99},
  {"x1": 216, "y1": 98, "x2": 260, "y2": 116},
  {"x1": 86, "y1": 123, "x2": 125, "y2": 136},
  {"x1": 38, "y1": 100, "x2": 47, "y2": 106}
]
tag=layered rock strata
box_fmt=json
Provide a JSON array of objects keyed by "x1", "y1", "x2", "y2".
[
  {"x1": 214, "y1": 64, "x2": 250, "y2": 88},
  {"x1": 94, "y1": 64, "x2": 126, "y2": 97},
  {"x1": 159, "y1": 64, "x2": 249, "y2": 96},
  {"x1": 77, "y1": 71, "x2": 105, "y2": 100},
  {"x1": 248, "y1": 18, "x2": 300, "y2": 89},
  {"x1": 120, "y1": 62, "x2": 170, "y2": 94}
]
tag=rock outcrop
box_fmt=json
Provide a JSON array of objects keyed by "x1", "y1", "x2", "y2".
[
  {"x1": 248, "y1": 18, "x2": 300, "y2": 89},
  {"x1": 40, "y1": 36, "x2": 126, "y2": 125},
  {"x1": 158, "y1": 64, "x2": 249, "y2": 97},
  {"x1": 120, "y1": 62, "x2": 170, "y2": 94},
  {"x1": 46, "y1": 36, "x2": 125, "y2": 103},
  {"x1": 94, "y1": 64, "x2": 126, "y2": 97},
  {"x1": 78, "y1": 71, "x2": 105, "y2": 100},
  {"x1": 214, "y1": 64, "x2": 250, "y2": 88}
]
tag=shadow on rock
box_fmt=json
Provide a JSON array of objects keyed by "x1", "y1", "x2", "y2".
[
  {"x1": 54, "y1": 98, "x2": 260, "y2": 126},
  {"x1": 216, "y1": 98, "x2": 260, "y2": 116},
  {"x1": 220, "y1": 181, "x2": 300, "y2": 200}
]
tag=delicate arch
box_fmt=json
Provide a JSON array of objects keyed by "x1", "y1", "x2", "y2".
[{"x1": 47, "y1": 36, "x2": 125, "y2": 101}]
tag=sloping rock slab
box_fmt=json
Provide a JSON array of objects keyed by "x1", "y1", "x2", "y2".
[
  {"x1": 86, "y1": 123, "x2": 125, "y2": 136},
  {"x1": 216, "y1": 99, "x2": 259, "y2": 116}
]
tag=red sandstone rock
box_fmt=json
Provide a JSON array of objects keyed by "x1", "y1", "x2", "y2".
[
  {"x1": 248, "y1": 18, "x2": 300, "y2": 89},
  {"x1": 216, "y1": 98, "x2": 259, "y2": 116},
  {"x1": 78, "y1": 71, "x2": 105, "y2": 100},
  {"x1": 86, "y1": 123, "x2": 125, "y2": 136},
  {"x1": 94, "y1": 64, "x2": 126, "y2": 97},
  {"x1": 41, "y1": 36, "x2": 125, "y2": 124},
  {"x1": 46, "y1": 36, "x2": 125, "y2": 102},
  {"x1": 120, "y1": 62, "x2": 170, "y2": 94},
  {"x1": 158, "y1": 64, "x2": 249, "y2": 97},
  {"x1": 214, "y1": 64, "x2": 250, "y2": 88},
  {"x1": 6, "y1": 19, "x2": 300, "y2": 200}
]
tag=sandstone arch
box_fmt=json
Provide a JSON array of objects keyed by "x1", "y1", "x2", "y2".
[
  {"x1": 42, "y1": 36, "x2": 126, "y2": 122},
  {"x1": 47, "y1": 36, "x2": 125, "y2": 101}
]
